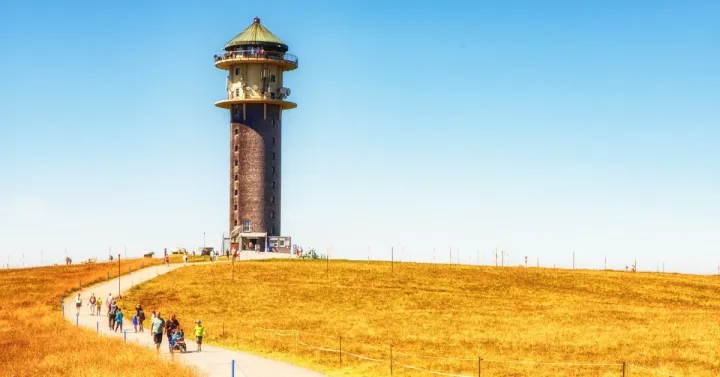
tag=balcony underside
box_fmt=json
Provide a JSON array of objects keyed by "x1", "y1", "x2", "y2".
[
  {"x1": 215, "y1": 57, "x2": 298, "y2": 71},
  {"x1": 215, "y1": 98, "x2": 297, "y2": 110}
]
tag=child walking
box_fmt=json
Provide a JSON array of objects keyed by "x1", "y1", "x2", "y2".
[
  {"x1": 132, "y1": 314, "x2": 138, "y2": 332},
  {"x1": 194, "y1": 320, "x2": 206, "y2": 352},
  {"x1": 96, "y1": 297, "x2": 103, "y2": 316}
]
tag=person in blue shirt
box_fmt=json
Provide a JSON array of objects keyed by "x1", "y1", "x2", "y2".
[{"x1": 114, "y1": 308, "x2": 124, "y2": 332}]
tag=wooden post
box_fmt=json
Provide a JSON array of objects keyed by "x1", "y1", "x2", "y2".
[
  {"x1": 339, "y1": 336, "x2": 342, "y2": 367},
  {"x1": 390, "y1": 345, "x2": 393, "y2": 376},
  {"x1": 622, "y1": 361, "x2": 626, "y2": 377},
  {"x1": 391, "y1": 247, "x2": 394, "y2": 274},
  {"x1": 478, "y1": 356, "x2": 482, "y2": 377}
]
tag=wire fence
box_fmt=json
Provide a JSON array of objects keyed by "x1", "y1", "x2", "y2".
[
  {"x1": 185, "y1": 321, "x2": 684, "y2": 377},
  {"x1": 59, "y1": 262, "x2": 688, "y2": 377}
]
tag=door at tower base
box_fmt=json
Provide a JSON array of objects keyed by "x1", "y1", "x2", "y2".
[{"x1": 268, "y1": 236, "x2": 292, "y2": 253}]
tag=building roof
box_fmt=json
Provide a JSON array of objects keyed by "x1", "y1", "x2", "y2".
[{"x1": 224, "y1": 17, "x2": 287, "y2": 50}]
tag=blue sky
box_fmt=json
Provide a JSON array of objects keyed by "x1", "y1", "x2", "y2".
[{"x1": 1, "y1": 1, "x2": 718, "y2": 272}]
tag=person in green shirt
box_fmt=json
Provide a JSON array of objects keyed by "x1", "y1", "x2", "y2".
[{"x1": 194, "y1": 320, "x2": 206, "y2": 352}]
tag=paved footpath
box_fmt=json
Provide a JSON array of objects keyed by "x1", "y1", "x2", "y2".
[{"x1": 63, "y1": 263, "x2": 325, "y2": 377}]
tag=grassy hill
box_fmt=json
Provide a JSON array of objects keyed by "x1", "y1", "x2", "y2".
[
  {"x1": 0, "y1": 259, "x2": 197, "y2": 377},
  {"x1": 120, "y1": 259, "x2": 720, "y2": 377}
]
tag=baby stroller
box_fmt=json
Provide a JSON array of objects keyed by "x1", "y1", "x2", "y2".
[{"x1": 169, "y1": 329, "x2": 187, "y2": 353}]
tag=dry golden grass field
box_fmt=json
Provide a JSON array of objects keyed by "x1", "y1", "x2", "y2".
[
  {"x1": 0, "y1": 258, "x2": 197, "y2": 377},
  {"x1": 121, "y1": 259, "x2": 720, "y2": 377}
]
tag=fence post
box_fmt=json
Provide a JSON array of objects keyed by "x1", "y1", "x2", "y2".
[
  {"x1": 339, "y1": 336, "x2": 342, "y2": 367},
  {"x1": 478, "y1": 356, "x2": 482, "y2": 377},
  {"x1": 231, "y1": 360, "x2": 235, "y2": 377},
  {"x1": 76, "y1": 313, "x2": 79, "y2": 327},
  {"x1": 622, "y1": 362, "x2": 626, "y2": 377},
  {"x1": 124, "y1": 330, "x2": 127, "y2": 342},
  {"x1": 96, "y1": 321, "x2": 99, "y2": 334},
  {"x1": 390, "y1": 345, "x2": 393, "y2": 376}
]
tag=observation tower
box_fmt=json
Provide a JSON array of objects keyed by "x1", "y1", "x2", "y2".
[{"x1": 214, "y1": 17, "x2": 297, "y2": 252}]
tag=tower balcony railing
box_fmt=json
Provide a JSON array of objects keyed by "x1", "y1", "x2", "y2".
[{"x1": 214, "y1": 50, "x2": 298, "y2": 68}]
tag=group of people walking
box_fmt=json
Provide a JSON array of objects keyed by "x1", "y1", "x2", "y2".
[
  {"x1": 73, "y1": 292, "x2": 206, "y2": 353},
  {"x1": 149, "y1": 311, "x2": 205, "y2": 353}
]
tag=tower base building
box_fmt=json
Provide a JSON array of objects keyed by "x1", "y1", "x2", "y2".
[{"x1": 214, "y1": 18, "x2": 297, "y2": 253}]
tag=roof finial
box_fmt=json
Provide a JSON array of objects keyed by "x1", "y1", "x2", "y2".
[{"x1": 253, "y1": 17, "x2": 260, "y2": 24}]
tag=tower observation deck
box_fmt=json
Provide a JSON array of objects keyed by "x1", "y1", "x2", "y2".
[{"x1": 214, "y1": 17, "x2": 297, "y2": 251}]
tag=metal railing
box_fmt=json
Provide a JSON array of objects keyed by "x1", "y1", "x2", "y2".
[{"x1": 214, "y1": 50, "x2": 298, "y2": 66}]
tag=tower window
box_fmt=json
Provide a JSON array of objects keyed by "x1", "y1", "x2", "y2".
[
  {"x1": 271, "y1": 167, "x2": 275, "y2": 175},
  {"x1": 234, "y1": 128, "x2": 239, "y2": 135},
  {"x1": 272, "y1": 137, "x2": 276, "y2": 145},
  {"x1": 270, "y1": 75, "x2": 276, "y2": 82},
  {"x1": 235, "y1": 89, "x2": 240, "y2": 97},
  {"x1": 234, "y1": 220, "x2": 238, "y2": 226},
  {"x1": 234, "y1": 189, "x2": 238, "y2": 195},
  {"x1": 235, "y1": 68, "x2": 240, "y2": 76},
  {"x1": 233, "y1": 204, "x2": 238, "y2": 210},
  {"x1": 270, "y1": 92, "x2": 276, "y2": 99},
  {"x1": 243, "y1": 220, "x2": 251, "y2": 232},
  {"x1": 234, "y1": 145, "x2": 238, "y2": 151},
  {"x1": 271, "y1": 196, "x2": 275, "y2": 203},
  {"x1": 234, "y1": 174, "x2": 238, "y2": 181},
  {"x1": 272, "y1": 181, "x2": 276, "y2": 189},
  {"x1": 272, "y1": 152, "x2": 275, "y2": 160},
  {"x1": 234, "y1": 160, "x2": 238, "y2": 166}
]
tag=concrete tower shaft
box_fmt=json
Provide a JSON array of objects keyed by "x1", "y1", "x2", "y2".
[{"x1": 214, "y1": 17, "x2": 297, "y2": 239}]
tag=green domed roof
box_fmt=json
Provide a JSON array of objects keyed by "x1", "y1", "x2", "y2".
[{"x1": 224, "y1": 17, "x2": 287, "y2": 50}]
